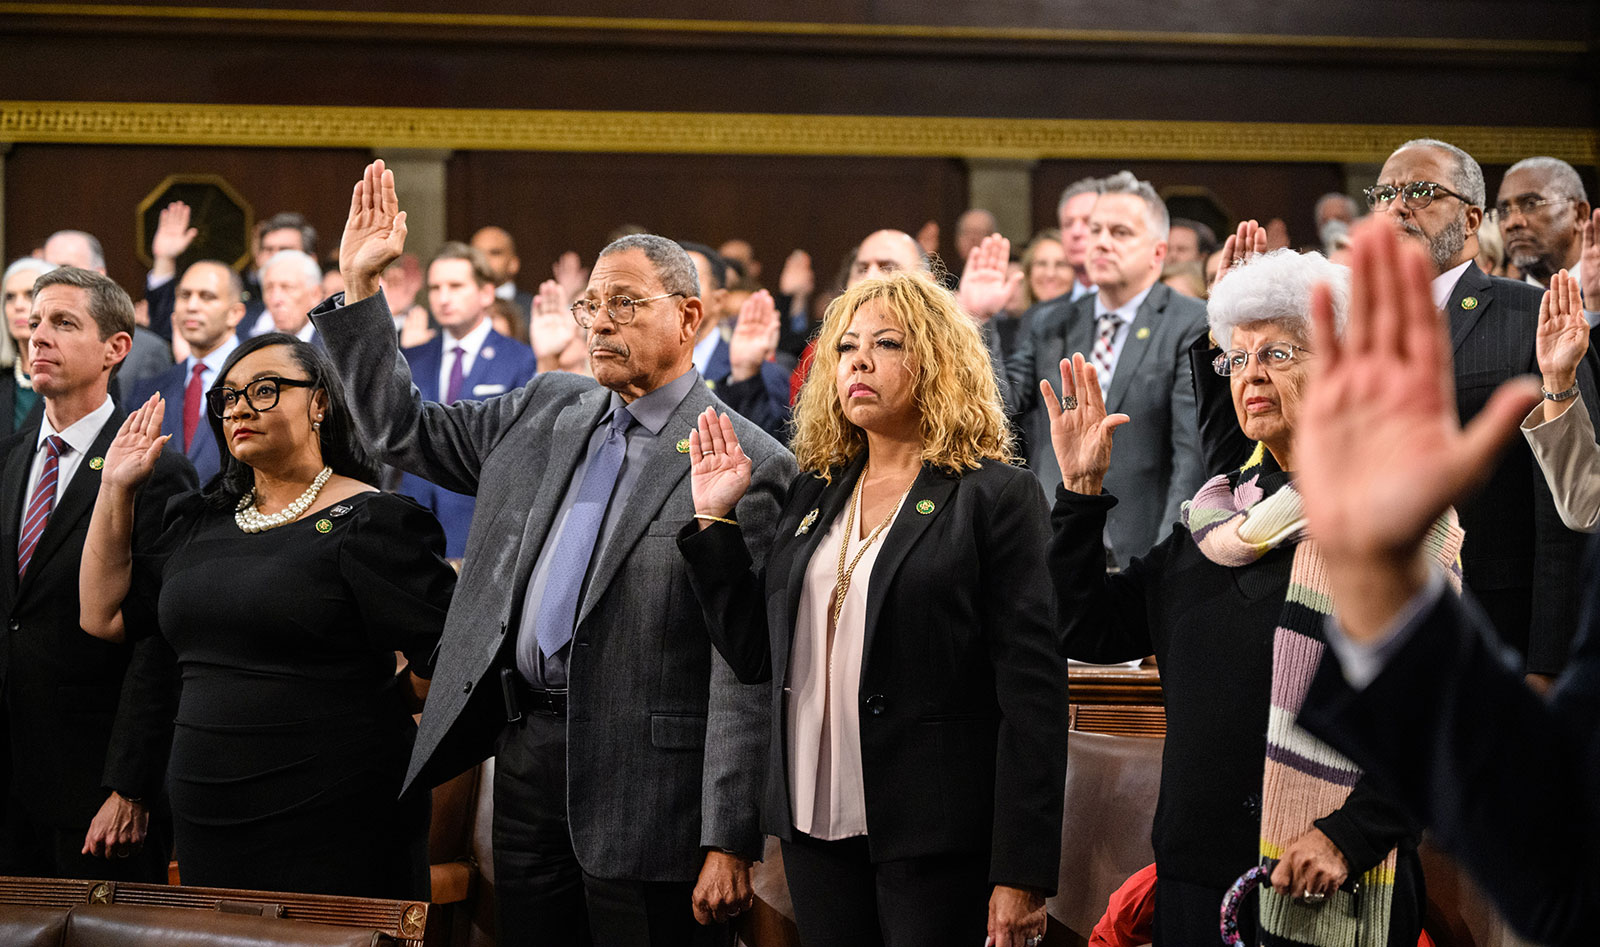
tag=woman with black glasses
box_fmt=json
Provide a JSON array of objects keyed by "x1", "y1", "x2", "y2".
[{"x1": 78, "y1": 332, "x2": 455, "y2": 899}]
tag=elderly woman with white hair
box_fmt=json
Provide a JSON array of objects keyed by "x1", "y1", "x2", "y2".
[
  {"x1": 1, "y1": 257, "x2": 57, "y2": 436},
  {"x1": 1046, "y1": 249, "x2": 1438, "y2": 945}
]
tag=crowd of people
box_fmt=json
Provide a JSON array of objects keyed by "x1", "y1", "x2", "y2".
[{"x1": 0, "y1": 138, "x2": 1596, "y2": 947}]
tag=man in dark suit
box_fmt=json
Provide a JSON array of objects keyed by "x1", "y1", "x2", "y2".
[
  {"x1": 1371, "y1": 138, "x2": 1600, "y2": 681},
  {"x1": 1006, "y1": 171, "x2": 1208, "y2": 566},
  {"x1": 144, "y1": 207, "x2": 310, "y2": 341},
  {"x1": 399, "y1": 242, "x2": 537, "y2": 558},
  {"x1": 0, "y1": 266, "x2": 194, "y2": 880},
  {"x1": 679, "y1": 243, "x2": 791, "y2": 442},
  {"x1": 127, "y1": 260, "x2": 245, "y2": 485},
  {"x1": 259, "y1": 250, "x2": 324, "y2": 348},
  {"x1": 318, "y1": 161, "x2": 795, "y2": 947}
]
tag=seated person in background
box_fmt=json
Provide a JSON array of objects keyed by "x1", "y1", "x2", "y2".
[
  {"x1": 128, "y1": 260, "x2": 246, "y2": 485},
  {"x1": 679, "y1": 241, "x2": 792, "y2": 441},
  {"x1": 1049, "y1": 249, "x2": 1429, "y2": 946},
  {"x1": 400, "y1": 242, "x2": 537, "y2": 559},
  {"x1": 1294, "y1": 218, "x2": 1598, "y2": 946},
  {"x1": 80, "y1": 334, "x2": 455, "y2": 899}
]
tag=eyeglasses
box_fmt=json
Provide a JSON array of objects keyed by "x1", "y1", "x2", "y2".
[
  {"x1": 568, "y1": 292, "x2": 684, "y2": 329},
  {"x1": 1362, "y1": 181, "x2": 1471, "y2": 212},
  {"x1": 1212, "y1": 342, "x2": 1312, "y2": 377},
  {"x1": 207, "y1": 376, "x2": 316, "y2": 417},
  {"x1": 1486, "y1": 195, "x2": 1576, "y2": 223}
]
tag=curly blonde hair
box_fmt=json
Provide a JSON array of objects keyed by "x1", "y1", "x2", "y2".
[{"x1": 791, "y1": 270, "x2": 1013, "y2": 479}]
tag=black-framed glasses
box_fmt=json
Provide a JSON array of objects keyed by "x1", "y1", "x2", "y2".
[
  {"x1": 1362, "y1": 181, "x2": 1471, "y2": 212},
  {"x1": 1212, "y1": 342, "x2": 1312, "y2": 377},
  {"x1": 1486, "y1": 195, "x2": 1576, "y2": 223},
  {"x1": 206, "y1": 376, "x2": 316, "y2": 417},
  {"x1": 568, "y1": 292, "x2": 684, "y2": 329}
]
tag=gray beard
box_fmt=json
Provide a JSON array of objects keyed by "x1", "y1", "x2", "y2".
[{"x1": 1428, "y1": 216, "x2": 1467, "y2": 273}]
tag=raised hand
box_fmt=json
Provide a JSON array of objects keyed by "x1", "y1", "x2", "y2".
[
  {"x1": 150, "y1": 201, "x2": 199, "y2": 280},
  {"x1": 1042, "y1": 353, "x2": 1130, "y2": 495},
  {"x1": 956, "y1": 233, "x2": 1023, "y2": 323},
  {"x1": 779, "y1": 249, "x2": 814, "y2": 298},
  {"x1": 1580, "y1": 206, "x2": 1599, "y2": 315},
  {"x1": 916, "y1": 219, "x2": 940, "y2": 256},
  {"x1": 689, "y1": 407, "x2": 752, "y2": 522},
  {"x1": 728, "y1": 290, "x2": 780, "y2": 382},
  {"x1": 552, "y1": 251, "x2": 589, "y2": 305},
  {"x1": 530, "y1": 279, "x2": 578, "y2": 363},
  {"x1": 1215, "y1": 219, "x2": 1269, "y2": 285},
  {"x1": 1295, "y1": 218, "x2": 1540, "y2": 642},
  {"x1": 103, "y1": 394, "x2": 171, "y2": 492},
  {"x1": 1537, "y1": 270, "x2": 1588, "y2": 389},
  {"x1": 339, "y1": 159, "x2": 408, "y2": 301},
  {"x1": 1265, "y1": 217, "x2": 1291, "y2": 251}
]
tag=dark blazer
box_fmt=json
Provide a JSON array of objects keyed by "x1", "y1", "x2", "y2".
[
  {"x1": 116, "y1": 327, "x2": 174, "y2": 405},
  {"x1": 1005, "y1": 282, "x2": 1209, "y2": 566},
  {"x1": 143, "y1": 275, "x2": 265, "y2": 344},
  {"x1": 702, "y1": 337, "x2": 792, "y2": 443},
  {"x1": 678, "y1": 456, "x2": 1069, "y2": 893},
  {"x1": 398, "y1": 327, "x2": 537, "y2": 559},
  {"x1": 312, "y1": 290, "x2": 796, "y2": 882},
  {"x1": 127, "y1": 362, "x2": 224, "y2": 486},
  {"x1": 0, "y1": 405, "x2": 196, "y2": 829},
  {"x1": 1301, "y1": 540, "x2": 1600, "y2": 946}
]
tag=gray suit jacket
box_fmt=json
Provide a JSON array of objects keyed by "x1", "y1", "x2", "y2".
[
  {"x1": 311, "y1": 290, "x2": 797, "y2": 882},
  {"x1": 1005, "y1": 282, "x2": 1208, "y2": 566}
]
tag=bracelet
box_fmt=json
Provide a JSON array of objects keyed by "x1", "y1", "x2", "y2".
[
  {"x1": 693, "y1": 513, "x2": 738, "y2": 527},
  {"x1": 1542, "y1": 383, "x2": 1580, "y2": 402}
]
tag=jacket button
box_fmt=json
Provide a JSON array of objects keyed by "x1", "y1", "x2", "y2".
[
  {"x1": 864, "y1": 694, "x2": 886, "y2": 715},
  {"x1": 461, "y1": 681, "x2": 473, "y2": 694}
]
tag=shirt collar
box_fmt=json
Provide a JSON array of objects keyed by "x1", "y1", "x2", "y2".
[
  {"x1": 607, "y1": 367, "x2": 699, "y2": 436},
  {"x1": 1093, "y1": 283, "x2": 1154, "y2": 322},
  {"x1": 294, "y1": 322, "x2": 316, "y2": 344},
  {"x1": 496, "y1": 282, "x2": 516, "y2": 300},
  {"x1": 1431, "y1": 260, "x2": 1474, "y2": 311},
  {"x1": 38, "y1": 394, "x2": 114, "y2": 457},
  {"x1": 445, "y1": 316, "x2": 495, "y2": 360},
  {"x1": 191, "y1": 334, "x2": 239, "y2": 376},
  {"x1": 1524, "y1": 259, "x2": 1584, "y2": 289},
  {"x1": 691, "y1": 331, "x2": 721, "y2": 375}
]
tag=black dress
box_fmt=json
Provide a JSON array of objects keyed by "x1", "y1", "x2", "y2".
[
  {"x1": 1049, "y1": 459, "x2": 1423, "y2": 947},
  {"x1": 128, "y1": 490, "x2": 454, "y2": 899}
]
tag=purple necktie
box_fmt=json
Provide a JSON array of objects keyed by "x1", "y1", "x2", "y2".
[
  {"x1": 18, "y1": 436, "x2": 68, "y2": 577},
  {"x1": 444, "y1": 345, "x2": 466, "y2": 404}
]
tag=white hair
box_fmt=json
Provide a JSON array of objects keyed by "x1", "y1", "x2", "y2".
[
  {"x1": 1505, "y1": 156, "x2": 1589, "y2": 204},
  {"x1": 262, "y1": 249, "x2": 323, "y2": 290},
  {"x1": 1206, "y1": 249, "x2": 1348, "y2": 350}
]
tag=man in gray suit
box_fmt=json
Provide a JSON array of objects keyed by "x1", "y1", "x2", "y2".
[
  {"x1": 315, "y1": 161, "x2": 796, "y2": 946},
  {"x1": 1006, "y1": 171, "x2": 1208, "y2": 566}
]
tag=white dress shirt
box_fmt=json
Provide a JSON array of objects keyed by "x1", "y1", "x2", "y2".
[
  {"x1": 1525, "y1": 260, "x2": 1599, "y2": 326},
  {"x1": 437, "y1": 317, "x2": 494, "y2": 402},
  {"x1": 1430, "y1": 260, "x2": 1474, "y2": 312},
  {"x1": 1091, "y1": 284, "x2": 1154, "y2": 394},
  {"x1": 23, "y1": 395, "x2": 115, "y2": 526}
]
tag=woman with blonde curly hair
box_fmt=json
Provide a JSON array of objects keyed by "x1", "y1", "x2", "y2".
[{"x1": 678, "y1": 269, "x2": 1068, "y2": 947}]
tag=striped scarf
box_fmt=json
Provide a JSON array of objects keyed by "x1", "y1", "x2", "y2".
[{"x1": 1183, "y1": 444, "x2": 1464, "y2": 946}]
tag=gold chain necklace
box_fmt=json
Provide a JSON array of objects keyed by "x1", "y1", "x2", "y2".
[{"x1": 830, "y1": 467, "x2": 915, "y2": 630}]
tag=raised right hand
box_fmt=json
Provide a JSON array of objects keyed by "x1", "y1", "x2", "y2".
[
  {"x1": 339, "y1": 159, "x2": 408, "y2": 301},
  {"x1": 530, "y1": 279, "x2": 578, "y2": 359},
  {"x1": 1215, "y1": 219, "x2": 1268, "y2": 285},
  {"x1": 1042, "y1": 353, "x2": 1129, "y2": 495},
  {"x1": 103, "y1": 394, "x2": 171, "y2": 492},
  {"x1": 689, "y1": 407, "x2": 751, "y2": 522},
  {"x1": 1536, "y1": 269, "x2": 1588, "y2": 390},
  {"x1": 151, "y1": 201, "x2": 198, "y2": 269}
]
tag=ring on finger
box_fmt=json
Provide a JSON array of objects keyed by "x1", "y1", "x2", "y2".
[
  {"x1": 1061, "y1": 394, "x2": 1078, "y2": 411},
  {"x1": 1025, "y1": 935, "x2": 1043, "y2": 947}
]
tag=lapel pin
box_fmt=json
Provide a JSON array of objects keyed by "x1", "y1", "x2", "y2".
[
  {"x1": 482, "y1": 346, "x2": 495, "y2": 360},
  {"x1": 1460, "y1": 297, "x2": 1479, "y2": 311},
  {"x1": 328, "y1": 504, "x2": 352, "y2": 518},
  {"x1": 314, "y1": 519, "x2": 333, "y2": 534},
  {"x1": 1136, "y1": 326, "x2": 1152, "y2": 340},
  {"x1": 89, "y1": 456, "x2": 105, "y2": 470},
  {"x1": 915, "y1": 499, "x2": 935, "y2": 515},
  {"x1": 675, "y1": 438, "x2": 691, "y2": 453},
  {"x1": 796, "y1": 508, "x2": 820, "y2": 536},
  {"x1": 705, "y1": 379, "x2": 717, "y2": 390}
]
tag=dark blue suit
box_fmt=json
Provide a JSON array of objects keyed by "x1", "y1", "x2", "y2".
[
  {"x1": 703, "y1": 337, "x2": 792, "y2": 443},
  {"x1": 128, "y1": 361, "x2": 225, "y2": 486},
  {"x1": 399, "y1": 327, "x2": 536, "y2": 558}
]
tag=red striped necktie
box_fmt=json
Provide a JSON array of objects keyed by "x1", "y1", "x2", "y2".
[{"x1": 18, "y1": 435, "x2": 69, "y2": 577}]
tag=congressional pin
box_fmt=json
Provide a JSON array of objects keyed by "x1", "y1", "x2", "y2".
[
  {"x1": 915, "y1": 499, "x2": 935, "y2": 515},
  {"x1": 1136, "y1": 326, "x2": 1152, "y2": 340},
  {"x1": 796, "y1": 508, "x2": 820, "y2": 536},
  {"x1": 705, "y1": 379, "x2": 717, "y2": 390},
  {"x1": 676, "y1": 437, "x2": 691, "y2": 453},
  {"x1": 1461, "y1": 296, "x2": 1479, "y2": 311},
  {"x1": 481, "y1": 346, "x2": 496, "y2": 360},
  {"x1": 315, "y1": 519, "x2": 333, "y2": 534},
  {"x1": 89, "y1": 456, "x2": 105, "y2": 470}
]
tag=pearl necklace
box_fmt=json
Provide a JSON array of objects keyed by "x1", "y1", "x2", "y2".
[
  {"x1": 14, "y1": 360, "x2": 31, "y2": 391},
  {"x1": 235, "y1": 466, "x2": 333, "y2": 533}
]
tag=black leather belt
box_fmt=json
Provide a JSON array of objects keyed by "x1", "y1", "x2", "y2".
[{"x1": 499, "y1": 667, "x2": 568, "y2": 720}]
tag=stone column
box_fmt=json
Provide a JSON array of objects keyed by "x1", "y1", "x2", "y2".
[{"x1": 964, "y1": 157, "x2": 1038, "y2": 244}]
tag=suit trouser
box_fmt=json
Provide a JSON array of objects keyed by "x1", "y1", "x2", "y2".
[
  {"x1": 0, "y1": 792, "x2": 171, "y2": 883},
  {"x1": 492, "y1": 709, "x2": 731, "y2": 947}
]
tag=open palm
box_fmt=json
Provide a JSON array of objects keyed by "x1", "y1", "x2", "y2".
[
  {"x1": 103, "y1": 394, "x2": 171, "y2": 492},
  {"x1": 1042, "y1": 353, "x2": 1129, "y2": 495},
  {"x1": 728, "y1": 291, "x2": 779, "y2": 381},
  {"x1": 339, "y1": 159, "x2": 409, "y2": 290},
  {"x1": 1535, "y1": 269, "x2": 1588, "y2": 384},
  {"x1": 689, "y1": 408, "x2": 751, "y2": 520}
]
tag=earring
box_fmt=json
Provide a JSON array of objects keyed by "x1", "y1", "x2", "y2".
[{"x1": 313, "y1": 417, "x2": 323, "y2": 431}]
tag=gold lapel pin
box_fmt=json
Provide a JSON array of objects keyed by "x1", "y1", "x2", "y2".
[
  {"x1": 796, "y1": 508, "x2": 820, "y2": 535},
  {"x1": 915, "y1": 499, "x2": 935, "y2": 515},
  {"x1": 314, "y1": 519, "x2": 333, "y2": 533},
  {"x1": 1136, "y1": 326, "x2": 1152, "y2": 340},
  {"x1": 675, "y1": 438, "x2": 691, "y2": 453},
  {"x1": 89, "y1": 456, "x2": 105, "y2": 470},
  {"x1": 1461, "y1": 297, "x2": 1479, "y2": 311}
]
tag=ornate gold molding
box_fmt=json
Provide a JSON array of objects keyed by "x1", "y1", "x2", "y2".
[
  {"x1": 2, "y1": 100, "x2": 1595, "y2": 165},
  {"x1": 0, "y1": 2, "x2": 1585, "y2": 54}
]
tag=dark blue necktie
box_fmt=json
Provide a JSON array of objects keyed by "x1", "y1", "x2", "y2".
[{"x1": 528, "y1": 407, "x2": 636, "y2": 662}]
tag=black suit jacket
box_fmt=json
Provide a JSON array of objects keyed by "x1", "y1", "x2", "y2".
[
  {"x1": 1189, "y1": 264, "x2": 1600, "y2": 673},
  {"x1": 679, "y1": 456, "x2": 1069, "y2": 893},
  {"x1": 0, "y1": 405, "x2": 195, "y2": 827}
]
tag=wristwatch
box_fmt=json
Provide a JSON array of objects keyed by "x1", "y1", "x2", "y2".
[{"x1": 1542, "y1": 382, "x2": 1580, "y2": 402}]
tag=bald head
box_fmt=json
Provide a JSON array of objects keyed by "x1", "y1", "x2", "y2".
[
  {"x1": 849, "y1": 230, "x2": 926, "y2": 288},
  {"x1": 470, "y1": 226, "x2": 521, "y2": 286},
  {"x1": 955, "y1": 208, "x2": 999, "y2": 259},
  {"x1": 44, "y1": 231, "x2": 106, "y2": 274}
]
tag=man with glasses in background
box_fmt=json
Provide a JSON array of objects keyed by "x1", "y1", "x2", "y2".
[
  {"x1": 1491, "y1": 156, "x2": 1600, "y2": 325},
  {"x1": 1366, "y1": 138, "x2": 1600, "y2": 685}
]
